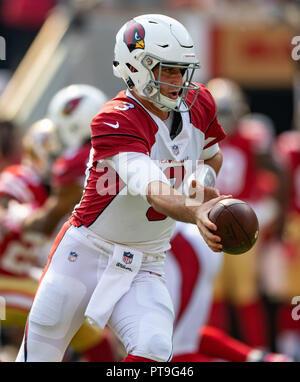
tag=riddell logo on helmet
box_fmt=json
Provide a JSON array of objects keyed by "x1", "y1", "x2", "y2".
[
  {"x1": 123, "y1": 20, "x2": 145, "y2": 52},
  {"x1": 0, "y1": 36, "x2": 5, "y2": 60}
]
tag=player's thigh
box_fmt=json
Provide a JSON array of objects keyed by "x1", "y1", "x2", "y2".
[
  {"x1": 283, "y1": 215, "x2": 300, "y2": 298},
  {"x1": 108, "y1": 271, "x2": 175, "y2": 358},
  {"x1": 211, "y1": 261, "x2": 227, "y2": 301},
  {"x1": 27, "y1": 228, "x2": 103, "y2": 340},
  {"x1": 285, "y1": 250, "x2": 300, "y2": 298},
  {"x1": 225, "y1": 243, "x2": 260, "y2": 304}
]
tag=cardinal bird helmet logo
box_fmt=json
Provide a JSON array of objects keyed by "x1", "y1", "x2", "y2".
[
  {"x1": 62, "y1": 96, "x2": 84, "y2": 116},
  {"x1": 123, "y1": 20, "x2": 145, "y2": 53}
]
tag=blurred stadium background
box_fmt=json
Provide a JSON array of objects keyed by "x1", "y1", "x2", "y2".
[
  {"x1": 0, "y1": 0, "x2": 299, "y2": 133},
  {"x1": 0, "y1": 0, "x2": 299, "y2": 362}
]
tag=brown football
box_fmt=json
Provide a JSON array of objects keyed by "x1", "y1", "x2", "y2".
[{"x1": 208, "y1": 198, "x2": 259, "y2": 255}]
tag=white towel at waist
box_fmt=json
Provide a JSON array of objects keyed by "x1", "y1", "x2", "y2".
[{"x1": 85, "y1": 244, "x2": 143, "y2": 329}]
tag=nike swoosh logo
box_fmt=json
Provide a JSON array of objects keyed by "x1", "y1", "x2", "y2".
[{"x1": 103, "y1": 121, "x2": 119, "y2": 129}]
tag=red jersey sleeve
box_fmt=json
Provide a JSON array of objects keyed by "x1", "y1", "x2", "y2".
[
  {"x1": 0, "y1": 167, "x2": 31, "y2": 203},
  {"x1": 0, "y1": 165, "x2": 47, "y2": 205},
  {"x1": 203, "y1": 117, "x2": 225, "y2": 149},
  {"x1": 51, "y1": 143, "x2": 91, "y2": 187},
  {"x1": 91, "y1": 91, "x2": 158, "y2": 161},
  {"x1": 188, "y1": 83, "x2": 226, "y2": 149}
]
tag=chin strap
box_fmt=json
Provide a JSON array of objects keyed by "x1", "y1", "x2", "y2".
[{"x1": 159, "y1": 93, "x2": 178, "y2": 111}]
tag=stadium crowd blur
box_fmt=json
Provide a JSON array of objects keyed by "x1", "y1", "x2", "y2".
[{"x1": 0, "y1": 0, "x2": 299, "y2": 362}]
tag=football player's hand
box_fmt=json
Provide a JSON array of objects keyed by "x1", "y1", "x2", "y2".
[
  {"x1": 189, "y1": 179, "x2": 220, "y2": 203},
  {"x1": 194, "y1": 194, "x2": 231, "y2": 252}
]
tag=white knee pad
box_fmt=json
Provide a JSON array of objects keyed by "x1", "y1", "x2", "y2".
[
  {"x1": 132, "y1": 333, "x2": 173, "y2": 362},
  {"x1": 16, "y1": 338, "x2": 63, "y2": 362},
  {"x1": 29, "y1": 272, "x2": 87, "y2": 339},
  {"x1": 131, "y1": 312, "x2": 173, "y2": 362}
]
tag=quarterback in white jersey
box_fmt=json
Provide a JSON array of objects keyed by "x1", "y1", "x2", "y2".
[
  {"x1": 16, "y1": 14, "x2": 229, "y2": 362},
  {"x1": 70, "y1": 85, "x2": 225, "y2": 265}
]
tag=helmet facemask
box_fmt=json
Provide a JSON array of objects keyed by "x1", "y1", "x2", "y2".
[{"x1": 140, "y1": 55, "x2": 200, "y2": 112}]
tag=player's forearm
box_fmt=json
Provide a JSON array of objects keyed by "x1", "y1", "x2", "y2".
[
  {"x1": 23, "y1": 183, "x2": 83, "y2": 235},
  {"x1": 22, "y1": 197, "x2": 63, "y2": 235},
  {"x1": 204, "y1": 149, "x2": 223, "y2": 176},
  {"x1": 146, "y1": 181, "x2": 200, "y2": 224}
]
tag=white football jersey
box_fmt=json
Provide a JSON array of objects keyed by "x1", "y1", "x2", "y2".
[{"x1": 70, "y1": 84, "x2": 225, "y2": 255}]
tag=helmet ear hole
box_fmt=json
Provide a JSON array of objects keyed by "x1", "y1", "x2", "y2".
[{"x1": 126, "y1": 63, "x2": 138, "y2": 73}]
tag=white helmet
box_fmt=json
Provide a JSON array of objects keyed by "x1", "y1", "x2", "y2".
[
  {"x1": 22, "y1": 118, "x2": 62, "y2": 180},
  {"x1": 113, "y1": 14, "x2": 200, "y2": 112},
  {"x1": 47, "y1": 84, "x2": 108, "y2": 149},
  {"x1": 206, "y1": 78, "x2": 249, "y2": 134}
]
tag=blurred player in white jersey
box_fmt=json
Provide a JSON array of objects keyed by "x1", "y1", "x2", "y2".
[{"x1": 16, "y1": 14, "x2": 232, "y2": 362}]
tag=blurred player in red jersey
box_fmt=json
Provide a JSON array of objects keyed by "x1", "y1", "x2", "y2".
[
  {"x1": 0, "y1": 117, "x2": 121, "y2": 362},
  {"x1": 0, "y1": 119, "x2": 59, "y2": 276},
  {"x1": 206, "y1": 78, "x2": 286, "y2": 349},
  {"x1": 0, "y1": 119, "x2": 60, "y2": 356},
  {"x1": 272, "y1": 129, "x2": 300, "y2": 360},
  {"x1": 166, "y1": 222, "x2": 292, "y2": 362},
  {"x1": 15, "y1": 14, "x2": 233, "y2": 362}
]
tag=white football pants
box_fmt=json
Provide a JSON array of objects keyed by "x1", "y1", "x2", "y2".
[{"x1": 15, "y1": 223, "x2": 174, "y2": 362}]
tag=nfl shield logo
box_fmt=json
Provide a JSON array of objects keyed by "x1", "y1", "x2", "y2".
[
  {"x1": 68, "y1": 251, "x2": 78, "y2": 262},
  {"x1": 123, "y1": 251, "x2": 134, "y2": 265},
  {"x1": 172, "y1": 144, "x2": 179, "y2": 155}
]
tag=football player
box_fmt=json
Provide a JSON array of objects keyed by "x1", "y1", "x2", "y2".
[
  {"x1": 0, "y1": 119, "x2": 59, "y2": 356},
  {"x1": 16, "y1": 14, "x2": 232, "y2": 362},
  {"x1": 273, "y1": 129, "x2": 300, "y2": 360},
  {"x1": 16, "y1": 85, "x2": 119, "y2": 362},
  {"x1": 166, "y1": 222, "x2": 292, "y2": 362},
  {"x1": 0, "y1": 118, "x2": 117, "y2": 362},
  {"x1": 206, "y1": 78, "x2": 286, "y2": 349}
]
